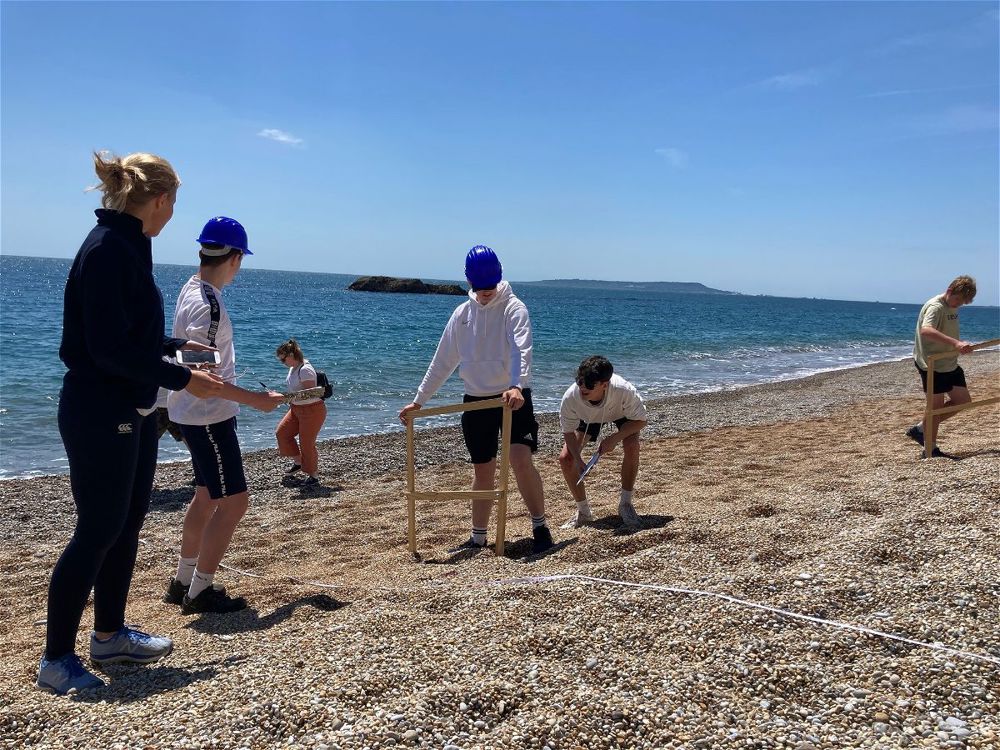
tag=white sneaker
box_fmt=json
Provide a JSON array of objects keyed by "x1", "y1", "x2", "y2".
[
  {"x1": 561, "y1": 509, "x2": 595, "y2": 528},
  {"x1": 618, "y1": 501, "x2": 642, "y2": 528}
]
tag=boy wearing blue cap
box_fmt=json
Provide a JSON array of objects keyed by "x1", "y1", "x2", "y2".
[
  {"x1": 399, "y1": 246, "x2": 554, "y2": 554},
  {"x1": 164, "y1": 218, "x2": 284, "y2": 613}
]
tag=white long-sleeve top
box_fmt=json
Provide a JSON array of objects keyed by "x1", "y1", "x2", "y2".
[{"x1": 415, "y1": 281, "x2": 532, "y2": 404}]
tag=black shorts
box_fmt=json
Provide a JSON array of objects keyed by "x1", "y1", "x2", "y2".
[
  {"x1": 916, "y1": 364, "x2": 967, "y2": 395},
  {"x1": 578, "y1": 417, "x2": 630, "y2": 442},
  {"x1": 180, "y1": 417, "x2": 247, "y2": 500},
  {"x1": 462, "y1": 389, "x2": 539, "y2": 464}
]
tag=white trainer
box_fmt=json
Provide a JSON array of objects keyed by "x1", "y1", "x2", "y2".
[
  {"x1": 618, "y1": 501, "x2": 642, "y2": 528},
  {"x1": 561, "y1": 509, "x2": 595, "y2": 529}
]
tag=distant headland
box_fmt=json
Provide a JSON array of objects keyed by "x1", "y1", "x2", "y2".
[
  {"x1": 348, "y1": 275, "x2": 466, "y2": 295},
  {"x1": 522, "y1": 279, "x2": 737, "y2": 295}
]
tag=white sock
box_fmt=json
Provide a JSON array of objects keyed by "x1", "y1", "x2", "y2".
[
  {"x1": 620, "y1": 489, "x2": 634, "y2": 506},
  {"x1": 471, "y1": 527, "x2": 487, "y2": 545},
  {"x1": 576, "y1": 500, "x2": 592, "y2": 515},
  {"x1": 187, "y1": 569, "x2": 215, "y2": 599},
  {"x1": 531, "y1": 515, "x2": 547, "y2": 530},
  {"x1": 175, "y1": 556, "x2": 198, "y2": 586}
]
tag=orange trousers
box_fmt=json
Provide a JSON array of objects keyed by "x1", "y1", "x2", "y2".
[{"x1": 275, "y1": 401, "x2": 327, "y2": 475}]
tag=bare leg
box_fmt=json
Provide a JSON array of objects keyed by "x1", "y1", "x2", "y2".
[
  {"x1": 621, "y1": 433, "x2": 640, "y2": 491},
  {"x1": 510, "y1": 444, "x2": 545, "y2": 518},
  {"x1": 471, "y1": 460, "x2": 496, "y2": 530},
  {"x1": 558, "y1": 432, "x2": 588, "y2": 503},
  {"x1": 923, "y1": 387, "x2": 971, "y2": 451},
  {"x1": 192, "y1": 491, "x2": 250, "y2": 575},
  {"x1": 180, "y1": 486, "x2": 215, "y2": 559}
]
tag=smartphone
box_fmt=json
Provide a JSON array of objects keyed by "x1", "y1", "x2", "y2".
[{"x1": 176, "y1": 350, "x2": 221, "y2": 367}]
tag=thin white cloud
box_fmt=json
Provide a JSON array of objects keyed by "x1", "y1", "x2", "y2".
[
  {"x1": 865, "y1": 84, "x2": 994, "y2": 99},
  {"x1": 257, "y1": 128, "x2": 304, "y2": 147},
  {"x1": 751, "y1": 68, "x2": 825, "y2": 92},
  {"x1": 907, "y1": 104, "x2": 999, "y2": 135},
  {"x1": 872, "y1": 10, "x2": 998, "y2": 57},
  {"x1": 655, "y1": 147, "x2": 688, "y2": 168}
]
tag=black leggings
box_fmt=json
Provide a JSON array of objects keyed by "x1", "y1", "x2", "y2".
[{"x1": 46, "y1": 389, "x2": 158, "y2": 659}]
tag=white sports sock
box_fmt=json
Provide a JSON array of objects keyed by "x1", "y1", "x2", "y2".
[
  {"x1": 471, "y1": 527, "x2": 487, "y2": 545},
  {"x1": 175, "y1": 556, "x2": 198, "y2": 586},
  {"x1": 187, "y1": 569, "x2": 215, "y2": 600},
  {"x1": 531, "y1": 515, "x2": 547, "y2": 530},
  {"x1": 576, "y1": 500, "x2": 592, "y2": 516},
  {"x1": 620, "y1": 489, "x2": 634, "y2": 506}
]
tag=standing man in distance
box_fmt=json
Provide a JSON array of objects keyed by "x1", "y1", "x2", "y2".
[
  {"x1": 398, "y1": 245, "x2": 554, "y2": 554},
  {"x1": 906, "y1": 275, "x2": 977, "y2": 458},
  {"x1": 558, "y1": 356, "x2": 648, "y2": 528}
]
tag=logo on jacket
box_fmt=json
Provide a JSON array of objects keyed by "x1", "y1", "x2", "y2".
[{"x1": 118, "y1": 423, "x2": 133, "y2": 434}]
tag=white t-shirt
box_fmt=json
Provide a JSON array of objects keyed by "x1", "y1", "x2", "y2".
[
  {"x1": 167, "y1": 276, "x2": 239, "y2": 426},
  {"x1": 286, "y1": 360, "x2": 321, "y2": 405},
  {"x1": 558, "y1": 374, "x2": 647, "y2": 434}
]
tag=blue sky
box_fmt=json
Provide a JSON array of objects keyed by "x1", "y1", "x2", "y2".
[{"x1": 2, "y1": 1, "x2": 997, "y2": 305}]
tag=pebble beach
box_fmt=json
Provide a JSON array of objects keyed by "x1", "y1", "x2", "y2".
[{"x1": 1, "y1": 355, "x2": 998, "y2": 750}]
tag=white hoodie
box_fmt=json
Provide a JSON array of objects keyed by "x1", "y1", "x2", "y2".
[{"x1": 415, "y1": 281, "x2": 532, "y2": 404}]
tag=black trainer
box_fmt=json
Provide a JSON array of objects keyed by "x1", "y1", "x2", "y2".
[
  {"x1": 921, "y1": 447, "x2": 945, "y2": 459},
  {"x1": 448, "y1": 537, "x2": 487, "y2": 554},
  {"x1": 285, "y1": 462, "x2": 302, "y2": 475},
  {"x1": 164, "y1": 578, "x2": 227, "y2": 606},
  {"x1": 182, "y1": 586, "x2": 248, "y2": 614},
  {"x1": 532, "y1": 525, "x2": 554, "y2": 554},
  {"x1": 302, "y1": 476, "x2": 320, "y2": 486},
  {"x1": 163, "y1": 578, "x2": 186, "y2": 605},
  {"x1": 905, "y1": 425, "x2": 924, "y2": 446}
]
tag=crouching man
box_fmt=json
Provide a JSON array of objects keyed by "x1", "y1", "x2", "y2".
[{"x1": 558, "y1": 356, "x2": 648, "y2": 528}]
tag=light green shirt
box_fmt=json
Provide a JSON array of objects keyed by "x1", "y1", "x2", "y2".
[{"x1": 913, "y1": 294, "x2": 960, "y2": 372}]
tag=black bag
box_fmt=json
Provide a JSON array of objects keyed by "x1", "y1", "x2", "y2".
[{"x1": 315, "y1": 369, "x2": 333, "y2": 400}]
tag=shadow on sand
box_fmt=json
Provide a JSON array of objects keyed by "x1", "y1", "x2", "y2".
[{"x1": 184, "y1": 594, "x2": 349, "y2": 635}]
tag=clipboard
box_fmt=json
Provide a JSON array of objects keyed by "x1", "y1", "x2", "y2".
[
  {"x1": 576, "y1": 453, "x2": 600, "y2": 485},
  {"x1": 282, "y1": 386, "x2": 325, "y2": 404}
]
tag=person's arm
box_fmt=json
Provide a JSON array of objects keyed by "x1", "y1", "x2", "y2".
[
  {"x1": 413, "y1": 313, "x2": 461, "y2": 406},
  {"x1": 501, "y1": 302, "x2": 533, "y2": 409},
  {"x1": 297, "y1": 364, "x2": 317, "y2": 389},
  {"x1": 218, "y1": 383, "x2": 284, "y2": 412},
  {"x1": 79, "y1": 242, "x2": 191, "y2": 391},
  {"x1": 598, "y1": 419, "x2": 647, "y2": 455},
  {"x1": 918, "y1": 325, "x2": 974, "y2": 354}
]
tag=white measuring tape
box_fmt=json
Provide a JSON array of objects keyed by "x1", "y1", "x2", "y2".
[{"x1": 490, "y1": 573, "x2": 1000, "y2": 667}]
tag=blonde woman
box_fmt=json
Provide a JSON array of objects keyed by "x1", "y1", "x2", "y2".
[
  {"x1": 275, "y1": 339, "x2": 327, "y2": 485},
  {"x1": 39, "y1": 152, "x2": 223, "y2": 695}
]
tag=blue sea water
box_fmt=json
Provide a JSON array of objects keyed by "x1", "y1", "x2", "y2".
[{"x1": 1, "y1": 255, "x2": 997, "y2": 479}]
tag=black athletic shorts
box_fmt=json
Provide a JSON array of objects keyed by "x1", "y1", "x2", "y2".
[
  {"x1": 916, "y1": 364, "x2": 967, "y2": 395},
  {"x1": 180, "y1": 417, "x2": 247, "y2": 500},
  {"x1": 462, "y1": 389, "x2": 539, "y2": 464},
  {"x1": 578, "y1": 417, "x2": 630, "y2": 442}
]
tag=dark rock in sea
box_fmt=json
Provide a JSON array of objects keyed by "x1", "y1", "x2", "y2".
[{"x1": 348, "y1": 275, "x2": 465, "y2": 295}]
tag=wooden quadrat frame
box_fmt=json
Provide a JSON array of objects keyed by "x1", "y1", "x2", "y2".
[
  {"x1": 405, "y1": 398, "x2": 512, "y2": 556},
  {"x1": 924, "y1": 338, "x2": 1000, "y2": 453}
]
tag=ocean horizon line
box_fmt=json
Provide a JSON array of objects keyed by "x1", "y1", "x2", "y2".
[{"x1": 4, "y1": 253, "x2": 998, "y2": 309}]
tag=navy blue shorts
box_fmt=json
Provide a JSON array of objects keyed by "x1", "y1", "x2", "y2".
[
  {"x1": 916, "y1": 364, "x2": 967, "y2": 395},
  {"x1": 462, "y1": 389, "x2": 539, "y2": 464},
  {"x1": 180, "y1": 417, "x2": 247, "y2": 500},
  {"x1": 578, "y1": 417, "x2": 630, "y2": 442}
]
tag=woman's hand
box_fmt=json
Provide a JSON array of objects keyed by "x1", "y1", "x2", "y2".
[
  {"x1": 185, "y1": 370, "x2": 224, "y2": 398},
  {"x1": 398, "y1": 402, "x2": 421, "y2": 424}
]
